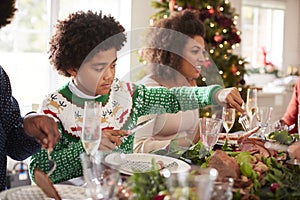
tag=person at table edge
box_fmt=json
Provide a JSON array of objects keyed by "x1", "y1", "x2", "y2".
[{"x1": 0, "y1": 0, "x2": 60, "y2": 192}]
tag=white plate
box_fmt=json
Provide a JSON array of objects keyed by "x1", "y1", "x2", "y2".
[
  {"x1": 0, "y1": 184, "x2": 86, "y2": 200},
  {"x1": 105, "y1": 153, "x2": 191, "y2": 175}
]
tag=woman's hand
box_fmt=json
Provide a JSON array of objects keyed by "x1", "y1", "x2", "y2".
[
  {"x1": 99, "y1": 129, "x2": 128, "y2": 151},
  {"x1": 288, "y1": 141, "x2": 300, "y2": 160},
  {"x1": 215, "y1": 87, "x2": 244, "y2": 113}
]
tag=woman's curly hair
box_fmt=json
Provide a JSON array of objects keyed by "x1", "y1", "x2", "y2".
[
  {"x1": 49, "y1": 10, "x2": 127, "y2": 77},
  {"x1": 0, "y1": 0, "x2": 17, "y2": 28},
  {"x1": 143, "y1": 10, "x2": 205, "y2": 80}
]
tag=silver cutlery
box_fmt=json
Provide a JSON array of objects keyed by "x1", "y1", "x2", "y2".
[
  {"x1": 47, "y1": 149, "x2": 56, "y2": 176},
  {"x1": 159, "y1": 161, "x2": 178, "y2": 171},
  {"x1": 120, "y1": 118, "x2": 154, "y2": 141},
  {"x1": 122, "y1": 160, "x2": 178, "y2": 173},
  {"x1": 238, "y1": 114, "x2": 250, "y2": 132}
]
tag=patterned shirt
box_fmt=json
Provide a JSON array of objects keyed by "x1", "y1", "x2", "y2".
[
  {"x1": 0, "y1": 66, "x2": 40, "y2": 191},
  {"x1": 29, "y1": 78, "x2": 222, "y2": 184}
]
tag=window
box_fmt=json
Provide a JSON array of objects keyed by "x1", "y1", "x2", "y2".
[
  {"x1": 241, "y1": 0, "x2": 285, "y2": 71},
  {"x1": 0, "y1": 0, "x2": 131, "y2": 115}
]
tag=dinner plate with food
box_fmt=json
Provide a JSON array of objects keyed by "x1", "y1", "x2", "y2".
[
  {"x1": 265, "y1": 130, "x2": 295, "y2": 145},
  {"x1": 105, "y1": 153, "x2": 191, "y2": 175}
]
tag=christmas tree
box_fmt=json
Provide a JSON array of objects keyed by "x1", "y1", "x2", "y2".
[{"x1": 150, "y1": 0, "x2": 248, "y2": 131}]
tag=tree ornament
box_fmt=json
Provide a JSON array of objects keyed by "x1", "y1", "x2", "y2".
[
  {"x1": 240, "y1": 78, "x2": 246, "y2": 85},
  {"x1": 208, "y1": 7, "x2": 215, "y2": 15},
  {"x1": 229, "y1": 32, "x2": 241, "y2": 45},
  {"x1": 231, "y1": 64, "x2": 238, "y2": 74},
  {"x1": 218, "y1": 16, "x2": 233, "y2": 28},
  {"x1": 214, "y1": 33, "x2": 223, "y2": 43}
]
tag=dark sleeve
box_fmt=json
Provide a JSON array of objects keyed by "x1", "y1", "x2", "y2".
[
  {"x1": 0, "y1": 66, "x2": 40, "y2": 161},
  {"x1": 6, "y1": 123, "x2": 41, "y2": 160}
]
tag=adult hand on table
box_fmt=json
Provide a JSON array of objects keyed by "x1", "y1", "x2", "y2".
[
  {"x1": 288, "y1": 141, "x2": 300, "y2": 160},
  {"x1": 23, "y1": 113, "x2": 60, "y2": 151}
]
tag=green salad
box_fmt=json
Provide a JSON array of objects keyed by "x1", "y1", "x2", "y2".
[{"x1": 267, "y1": 130, "x2": 294, "y2": 145}]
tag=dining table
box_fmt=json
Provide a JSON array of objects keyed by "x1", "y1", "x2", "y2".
[{"x1": 1, "y1": 131, "x2": 300, "y2": 200}]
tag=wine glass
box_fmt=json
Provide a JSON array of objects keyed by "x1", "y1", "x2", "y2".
[
  {"x1": 256, "y1": 106, "x2": 273, "y2": 139},
  {"x1": 199, "y1": 118, "x2": 223, "y2": 151},
  {"x1": 246, "y1": 88, "x2": 258, "y2": 129},
  {"x1": 222, "y1": 107, "x2": 236, "y2": 138},
  {"x1": 80, "y1": 152, "x2": 120, "y2": 200},
  {"x1": 82, "y1": 101, "x2": 102, "y2": 156}
]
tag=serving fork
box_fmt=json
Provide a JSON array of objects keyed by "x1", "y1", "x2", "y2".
[
  {"x1": 47, "y1": 149, "x2": 56, "y2": 176},
  {"x1": 238, "y1": 114, "x2": 251, "y2": 132}
]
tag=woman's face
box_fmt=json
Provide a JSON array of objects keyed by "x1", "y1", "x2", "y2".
[
  {"x1": 73, "y1": 48, "x2": 117, "y2": 96},
  {"x1": 179, "y1": 36, "x2": 206, "y2": 82}
]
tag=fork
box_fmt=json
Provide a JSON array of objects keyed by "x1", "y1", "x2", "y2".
[
  {"x1": 159, "y1": 161, "x2": 178, "y2": 171},
  {"x1": 238, "y1": 114, "x2": 251, "y2": 132},
  {"x1": 47, "y1": 149, "x2": 57, "y2": 176}
]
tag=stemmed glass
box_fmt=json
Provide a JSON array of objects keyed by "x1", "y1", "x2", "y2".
[
  {"x1": 256, "y1": 106, "x2": 273, "y2": 139},
  {"x1": 199, "y1": 118, "x2": 223, "y2": 151},
  {"x1": 246, "y1": 88, "x2": 258, "y2": 129},
  {"x1": 80, "y1": 152, "x2": 120, "y2": 200},
  {"x1": 81, "y1": 101, "x2": 102, "y2": 156},
  {"x1": 222, "y1": 107, "x2": 236, "y2": 139}
]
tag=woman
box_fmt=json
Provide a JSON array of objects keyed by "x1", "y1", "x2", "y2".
[
  {"x1": 29, "y1": 10, "x2": 244, "y2": 184},
  {"x1": 277, "y1": 78, "x2": 300, "y2": 133},
  {"x1": 134, "y1": 10, "x2": 210, "y2": 153}
]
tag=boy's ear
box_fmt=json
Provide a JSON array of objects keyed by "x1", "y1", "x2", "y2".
[{"x1": 67, "y1": 68, "x2": 78, "y2": 76}]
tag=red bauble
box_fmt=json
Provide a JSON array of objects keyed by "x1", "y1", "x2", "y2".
[
  {"x1": 214, "y1": 34, "x2": 223, "y2": 43},
  {"x1": 218, "y1": 16, "x2": 233, "y2": 28},
  {"x1": 231, "y1": 65, "x2": 238, "y2": 74},
  {"x1": 229, "y1": 32, "x2": 241, "y2": 45},
  {"x1": 208, "y1": 7, "x2": 215, "y2": 15},
  {"x1": 240, "y1": 79, "x2": 246, "y2": 85}
]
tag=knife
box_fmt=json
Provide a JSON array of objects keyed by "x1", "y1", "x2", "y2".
[{"x1": 120, "y1": 118, "x2": 154, "y2": 141}]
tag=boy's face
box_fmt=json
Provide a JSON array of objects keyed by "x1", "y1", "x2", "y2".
[{"x1": 74, "y1": 48, "x2": 117, "y2": 96}]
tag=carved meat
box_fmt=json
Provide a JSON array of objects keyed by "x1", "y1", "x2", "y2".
[
  {"x1": 208, "y1": 150, "x2": 240, "y2": 178},
  {"x1": 239, "y1": 139, "x2": 275, "y2": 157}
]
